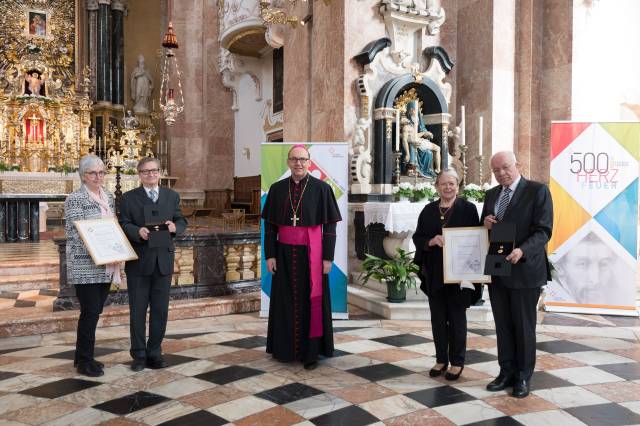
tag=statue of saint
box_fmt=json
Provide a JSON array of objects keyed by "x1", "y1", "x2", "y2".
[
  {"x1": 122, "y1": 110, "x2": 139, "y2": 129},
  {"x1": 130, "y1": 54, "x2": 153, "y2": 114},
  {"x1": 401, "y1": 100, "x2": 441, "y2": 177}
]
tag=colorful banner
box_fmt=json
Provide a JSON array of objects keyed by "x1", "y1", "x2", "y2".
[
  {"x1": 260, "y1": 143, "x2": 349, "y2": 319},
  {"x1": 546, "y1": 122, "x2": 639, "y2": 316}
]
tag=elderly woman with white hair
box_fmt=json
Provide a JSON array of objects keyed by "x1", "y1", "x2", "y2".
[
  {"x1": 64, "y1": 155, "x2": 120, "y2": 377},
  {"x1": 412, "y1": 169, "x2": 482, "y2": 381}
]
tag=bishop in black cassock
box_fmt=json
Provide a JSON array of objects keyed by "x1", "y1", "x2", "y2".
[{"x1": 261, "y1": 147, "x2": 341, "y2": 369}]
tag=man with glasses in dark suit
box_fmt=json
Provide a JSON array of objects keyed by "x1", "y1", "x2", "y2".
[{"x1": 119, "y1": 157, "x2": 186, "y2": 371}]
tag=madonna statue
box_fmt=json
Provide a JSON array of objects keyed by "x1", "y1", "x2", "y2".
[{"x1": 401, "y1": 100, "x2": 441, "y2": 177}]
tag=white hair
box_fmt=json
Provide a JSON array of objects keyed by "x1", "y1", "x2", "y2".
[
  {"x1": 78, "y1": 155, "x2": 105, "y2": 179},
  {"x1": 435, "y1": 169, "x2": 460, "y2": 185},
  {"x1": 491, "y1": 151, "x2": 517, "y2": 164}
]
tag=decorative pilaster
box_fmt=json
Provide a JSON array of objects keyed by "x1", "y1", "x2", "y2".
[
  {"x1": 86, "y1": 0, "x2": 99, "y2": 100},
  {"x1": 96, "y1": 0, "x2": 112, "y2": 103},
  {"x1": 111, "y1": 0, "x2": 126, "y2": 106}
]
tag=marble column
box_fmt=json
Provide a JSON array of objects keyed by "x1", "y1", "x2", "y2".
[
  {"x1": 87, "y1": 0, "x2": 99, "y2": 100},
  {"x1": 111, "y1": 0, "x2": 126, "y2": 106},
  {"x1": 29, "y1": 202, "x2": 39, "y2": 242},
  {"x1": 0, "y1": 202, "x2": 6, "y2": 243},
  {"x1": 6, "y1": 202, "x2": 17, "y2": 242},
  {"x1": 97, "y1": 0, "x2": 112, "y2": 103},
  {"x1": 17, "y1": 201, "x2": 29, "y2": 242}
]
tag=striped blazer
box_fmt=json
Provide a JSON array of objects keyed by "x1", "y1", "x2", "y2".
[{"x1": 64, "y1": 186, "x2": 116, "y2": 285}]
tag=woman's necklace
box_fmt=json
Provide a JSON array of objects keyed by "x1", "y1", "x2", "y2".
[
  {"x1": 288, "y1": 176, "x2": 309, "y2": 227},
  {"x1": 438, "y1": 200, "x2": 455, "y2": 220}
]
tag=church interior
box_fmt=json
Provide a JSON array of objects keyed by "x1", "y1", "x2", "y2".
[{"x1": 0, "y1": 0, "x2": 639, "y2": 424}]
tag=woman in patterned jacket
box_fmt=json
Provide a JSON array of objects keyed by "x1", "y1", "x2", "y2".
[{"x1": 65, "y1": 155, "x2": 120, "y2": 377}]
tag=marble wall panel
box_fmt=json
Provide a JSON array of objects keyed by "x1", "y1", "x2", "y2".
[
  {"x1": 311, "y1": 1, "x2": 345, "y2": 142},
  {"x1": 283, "y1": 2, "x2": 312, "y2": 141},
  {"x1": 170, "y1": 0, "x2": 235, "y2": 190},
  {"x1": 344, "y1": 0, "x2": 386, "y2": 137},
  {"x1": 455, "y1": 0, "x2": 494, "y2": 183},
  {"x1": 535, "y1": 0, "x2": 572, "y2": 182}
]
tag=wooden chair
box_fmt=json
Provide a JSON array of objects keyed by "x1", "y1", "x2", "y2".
[
  {"x1": 222, "y1": 208, "x2": 245, "y2": 232},
  {"x1": 230, "y1": 176, "x2": 261, "y2": 215}
]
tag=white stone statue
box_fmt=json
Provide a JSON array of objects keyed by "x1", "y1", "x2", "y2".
[{"x1": 130, "y1": 54, "x2": 153, "y2": 114}]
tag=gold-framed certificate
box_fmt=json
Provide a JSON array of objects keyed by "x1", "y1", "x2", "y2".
[
  {"x1": 74, "y1": 217, "x2": 138, "y2": 265},
  {"x1": 442, "y1": 226, "x2": 491, "y2": 283}
]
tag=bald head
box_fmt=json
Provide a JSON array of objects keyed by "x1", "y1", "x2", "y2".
[{"x1": 490, "y1": 151, "x2": 520, "y2": 187}]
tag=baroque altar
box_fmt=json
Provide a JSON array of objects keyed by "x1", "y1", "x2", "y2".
[{"x1": 0, "y1": 0, "x2": 92, "y2": 172}]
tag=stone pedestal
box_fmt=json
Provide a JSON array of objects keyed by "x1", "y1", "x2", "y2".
[{"x1": 348, "y1": 284, "x2": 494, "y2": 322}]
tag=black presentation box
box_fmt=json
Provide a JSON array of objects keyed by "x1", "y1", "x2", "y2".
[
  {"x1": 484, "y1": 222, "x2": 516, "y2": 276},
  {"x1": 144, "y1": 205, "x2": 171, "y2": 248}
]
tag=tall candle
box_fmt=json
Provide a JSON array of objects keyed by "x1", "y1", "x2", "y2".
[
  {"x1": 460, "y1": 105, "x2": 466, "y2": 146},
  {"x1": 478, "y1": 116, "x2": 483, "y2": 157},
  {"x1": 395, "y1": 110, "x2": 400, "y2": 152}
]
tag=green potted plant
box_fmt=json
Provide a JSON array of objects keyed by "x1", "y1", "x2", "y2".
[
  {"x1": 413, "y1": 182, "x2": 436, "y2": 202},
  {"x1": 359, "y1": 247, "x2": 420, "y2": 303},
  {"x1": 461, "y1": 183, "x2": 491, "y2": 202},
  {"x1": 392, "y1": 182, "x2": 414, "y2": 202}
]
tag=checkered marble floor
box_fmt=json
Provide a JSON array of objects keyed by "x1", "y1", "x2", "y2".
[{"x1": 0, "y1": 308, "x2": 639, "y2": 425}]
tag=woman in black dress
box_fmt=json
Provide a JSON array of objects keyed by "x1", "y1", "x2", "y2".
[{"x1": 413, "y1": 169, "x2": 481, "y2": 380}]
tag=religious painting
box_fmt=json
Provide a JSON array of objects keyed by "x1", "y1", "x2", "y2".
[{"x1": 28, "y1": 11, "x2": 47, "y2": 37}]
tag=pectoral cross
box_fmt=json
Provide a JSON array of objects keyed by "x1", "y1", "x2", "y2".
[{"x1": 291, "y1": 213, "x2": 299, "y2": 227}]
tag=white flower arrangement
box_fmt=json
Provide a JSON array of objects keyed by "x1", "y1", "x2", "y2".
[
  {"x1": 461, "y1": 183, "x2": 487, "y2": 201},
  {"x1": 413, "y1": 181, "x2": 436, "y2": 201},
  {"x1": 395, "y1": 182, "x2": 414, "y2": 199}
]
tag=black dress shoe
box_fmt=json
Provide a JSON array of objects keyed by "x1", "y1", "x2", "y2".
[
  {"x1": 486, "y1": 375, "x2": 514, "y2": 391},
  {"x1": 429, "y1": 364, "x2": 448, "y2": 378},
  {"x1": 445, "y1": 366, "x2": 464, "y2": 381},
  {"x1": 74, "y1": 359, "x2": 104, "y2": 369},
  {"x1": 146, "y1": 357, "x2": 168, "y2": 369},
  {"x1": 303, "y1": 361, "x2": 318, "y2": 370},
  {"x1": 512, "y1": 379, "x2": 530, "y2": 398},
  {"x1": 77, "y1": 362, "x2": 104, "y2": 377},
  {"x1": 131, "y1": 357, "x2": 146, "y2": 372}
]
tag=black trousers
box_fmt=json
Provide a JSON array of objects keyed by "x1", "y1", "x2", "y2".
[
  {"x1": 75, "y1": 283, "x2": 111, "y2": 365},
  {"x1": 127, "y1": 266, "x2": 171, "y2": 360},
  {"x1": 428, "y1": 285, "x2": 468, "y2": 367},
  {"x1": 489, "y1": 283, "x2": 541, "y2": 381}
]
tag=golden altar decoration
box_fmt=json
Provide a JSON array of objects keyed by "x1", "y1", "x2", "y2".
[{"x1": 0, "y1": 0, "x2": 89, "y2": 173}]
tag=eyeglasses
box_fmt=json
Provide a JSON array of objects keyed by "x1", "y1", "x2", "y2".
[
  {"x1": 288, "y1": 157, "x2": 309, "y2": 164},
  {"x1": 139, "y1": 168, "x2": 160, "y2": 176},
  {"x1": 84, "y1": 171, "x2": 106, "y2": 178}
]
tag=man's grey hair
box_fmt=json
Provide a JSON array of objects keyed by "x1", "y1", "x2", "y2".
[
  {"x1": 435, "y1": 168, "x2": 460, "y2": 185},
  {"x1": 137, "y1": 156, "x2": 161, "y2": 171},
  {"x1": 78, "y1": 154, "x2": 105, "y2": 179},
  {"x1": 491, "y1": 151, "x2": 517, "y2": 164}
]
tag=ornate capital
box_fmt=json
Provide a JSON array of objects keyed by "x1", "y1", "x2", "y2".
[
  {"x1": 111, "y1": 0, "x2": 127, "y2": 12},
  {"x1": 86, "y1": 0, "x2": 99, "y2": 10}
]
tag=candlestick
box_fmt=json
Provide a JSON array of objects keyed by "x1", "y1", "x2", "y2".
[
  {"x1": 478, "y1": 115, "x2": 483, "y2": 157},
  {"x1": 461, "y1": 105, "x2": 466, "y2": 146}
]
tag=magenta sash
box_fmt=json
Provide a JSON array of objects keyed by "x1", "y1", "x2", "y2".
[{"x1": 278, "y1": 225, "x2": 323, "y2": 338}]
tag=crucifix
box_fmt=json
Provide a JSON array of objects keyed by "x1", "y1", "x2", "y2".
[{"x1": 291, "y1": 213, "x2": 299, "y2": 227}]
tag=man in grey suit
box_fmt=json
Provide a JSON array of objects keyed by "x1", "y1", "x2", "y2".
[
  {"x1": 482, "y1": 151, "x2": 553, "y2": 398},
  {"x1": 120, "y1": 157, "x2": 187, "y2": 371}
]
